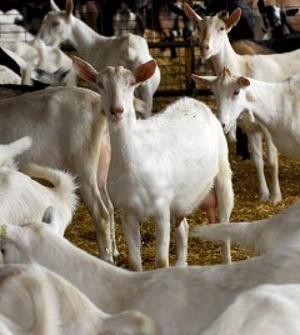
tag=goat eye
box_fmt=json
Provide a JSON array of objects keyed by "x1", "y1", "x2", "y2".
[
  {"x1": 52, "y1": 21, "x2": 60, "y2": 27},
  {"x1": 219, "y1": 26, "x2": 225, "y2": 31},
  {"x1": 1, "y1": 248, "x2": 5, "y2": 255},
  {"x1": 233, "y1": 90, "x2": 240, "y2": 96}
]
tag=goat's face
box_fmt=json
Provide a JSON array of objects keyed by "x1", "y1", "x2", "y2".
[
  {"x1": 98, "y1": 66, "x2": 137, "y2": 123},
  {"x1": 184, "y1": 4, "x2": 241, "y2": 59},
  {"x1": 192, "y1": 68, "x2": 250, "y2": 136},
  {"x1": 0, "y1": 224, "x2": 37, "y2": 265},
  {"x1": 73, "y1": 57, "x2": 156, "y2": 123},
  {"x1": 39, "y1": 11, "x2": 72, "y2": 47},
  {"x1": 0, "y1": 208, "x2": 62, "y2": 265}
]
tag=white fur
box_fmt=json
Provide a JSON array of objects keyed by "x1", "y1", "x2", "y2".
[
  {"x1": 186, "y1": 6, "x2": 287, "y2": 203},
  {"x1": 0, "y1": 10, "x2": 33, "y2": 42},
  {"x1": 113, "y1": 8, "x2": 137, "y2": 36},
  {"x1": 0, "y1": 137, "x2": 77, "y2": 235},
  {"x1": 202, "y1": 284, "x2": 300, "y2": 335},
  {"x1": 0, "y1": 65, "x2": 21, "y2": 84},
  {"x1": 1, "y1": 39, "x2": 76, "y2": 86},
  {"x1": 192, "y1": 201, "x2": 300, "y2": 256},
  {"x1": 78, "y1": 60, "x2": 233, "y2": 269},
  {"x1": 38, "y1": 0, "x2": 161, "y2": 116},
  {"x1": 0, "y1": 87, "x2": 115, "y2": 261},
  {"x1": 202, "y1": 72, "x2": 300, "y2": 159},
  {"x1": 0, "y1": 263, "x2": 155, "y2": 335},
  {"x1": 3, "y1": 219, "x2": 300, "y2": 334}
]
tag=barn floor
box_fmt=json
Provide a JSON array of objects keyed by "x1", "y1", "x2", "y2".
[{"x1": 64, "y1": 96, "x2": 300, "y2": 271}]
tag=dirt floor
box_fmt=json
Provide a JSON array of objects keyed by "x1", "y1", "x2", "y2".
[{"x1": 65, "y1": 95, "x2": 300, "y2": 271}]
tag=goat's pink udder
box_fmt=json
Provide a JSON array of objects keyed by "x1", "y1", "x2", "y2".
[{"x1": 201, "y1": 190, "x2": 217, "y2": 224}]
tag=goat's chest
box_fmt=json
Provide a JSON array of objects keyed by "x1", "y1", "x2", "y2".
[{"x1": 107, "y1": 158, "x2": 165, "y2": 213}]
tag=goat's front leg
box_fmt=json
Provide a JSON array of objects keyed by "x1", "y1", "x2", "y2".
[
  {"x1": 122, "y1": 213, "x2": 142, "y2": 271},
  {"x1": 97, "y1": 134, "x2": 119, "y2": 259},
  {"x1": 174, "y1": 217, "x2": 189, "y2": 267},
  {"x1": 247, "y1": 130, "x2": 270, "y2": 201},
  {"x1": 154, "y1": 209, "x2": 171, "y2": 268}
]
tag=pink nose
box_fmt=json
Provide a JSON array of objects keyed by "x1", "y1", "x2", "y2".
[
  {"x1": 201, "y1": 44, "x2": 210, "y2": 52},
  {"x1": 110, "y1": 107, "x2": 124, "y2": 116},
  {"x1": 110, "y1": 107, "x2": 124, "y2": 121}
]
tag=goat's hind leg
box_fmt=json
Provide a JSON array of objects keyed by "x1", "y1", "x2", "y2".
[
  {"x1": 247, "y1": 130, "x2": 270, "y2": 201},
  {"x1": 216, "y1": 139, "x2": 234, "y2": 264},
  {"x1": 262, "y1": 127, "x2": 282, "y2": 203}
]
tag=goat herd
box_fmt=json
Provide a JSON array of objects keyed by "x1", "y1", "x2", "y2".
[{"x1": 1, "y1": 0, "x2": 300, "y2": 334}]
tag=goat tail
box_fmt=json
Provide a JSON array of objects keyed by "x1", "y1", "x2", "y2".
[
  {"x1": 191, "y1": 219, "x2": 267, "y2": 253},
  {"x1": 232, "y1": 40, "x2": 273, "y2": 55},
  {"x1": 23, "y1": 163, "x2": 78, "y2": 212}
]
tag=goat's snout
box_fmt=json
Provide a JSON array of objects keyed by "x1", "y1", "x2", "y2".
[
  {"x1": 201, "y1": 43, "x2": 210, "y2": 51},
  {"x1": 110, "y1": 107, "x2": 124, "y2": 121}
]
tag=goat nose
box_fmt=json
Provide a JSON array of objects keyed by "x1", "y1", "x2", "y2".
[
  {"x1": 202, "y1": 44, "x2": 210, "y2": 51},
  {"x1": 221, "y1": 123, "x2": 226, "y2": 129},
  {"x1": 110, "y1": 107, "x2": 124, "y2": 115}
]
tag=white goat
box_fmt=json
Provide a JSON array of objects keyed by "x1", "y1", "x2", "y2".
[
  {"x1": 192, "y1": 201, "x2": 300, "y2": 256},
  {"x1": 0, "y1": 65, "x2": 22, "y2": 84},
  {"x1": 0, "y1": 137, "x2": 77, "y2": 235},
  {"x1": 113, "y1": 3, "x2": 137, "y2": 36},
  {"x1": 1, "y1": 39, "x2": 77, "y2": 86},
  {"x1": 183, "y1": 4, "x2": 298, "y2": 203},
  {"x1": 0, "y1": 87, "x2": 114, "y2": 261},
  {"x1": 0, "y1": 10, "x2": 33, "y2": 42},
  {"x1": 74, "y1": 58, "x2": 233, "y2": 269},
  {"x1": 194, "y1": 69, "x2": 300, "y2": 159},
  {"x1": 202, "y1": 284, "x2": 300, "y2": 335},
  {"x1": 38, "y1": 0, "x2": 161, "y2": 117},
  {"x1": 3, "y1": 212, "x2": 300, "y2": 335},
  {"x1": 0, "y1": 263, "x2": 156, "y2": 335}
]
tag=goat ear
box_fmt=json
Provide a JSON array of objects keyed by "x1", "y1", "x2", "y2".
[
  {"x1": 42, "y1": 207, "x2": 54, "y2": 224},
  {"x1": 224, "y1": 8, "x2": 241, "y2": 31},
  {"x1": 50, "y1": 0, "x2": 60, "y2": 12},
  {"x1": 42, "y1": 206, "x2": 61, "y2": 234},
  {"x1": 222, "y1": 67, "x2": 231, "y2": 77},
  {"x1": 73, "y1": 57, "x2": 98, "y2": 83},
  {"x1": 134, "y1": 60, "x2": 156, "y2": 84},
  {"x1": 184, "y1": 3, "x2": 202, "y2": 24},
  {"x1": 237, "y1": 76, "x2": 250, "y2": 87},
  {"x1": 65, "y1": 0, "x2": 74, "y2": 16},
  {"x1": 192, "y1": 74, "x2": 217, "y2": 87},
  {"x1": 218, "y1": 10, "x2": 229, "y2": 20}
]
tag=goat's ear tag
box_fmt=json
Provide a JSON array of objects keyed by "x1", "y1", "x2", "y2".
[{"x1": 0, "y1": 225, "x2": 8, "y2": 239}]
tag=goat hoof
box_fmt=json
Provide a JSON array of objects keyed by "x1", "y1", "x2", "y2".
[
  {"x1": 176, "y1": 261, "x2": 188, "y2": 267},
  {"x1": 259, "y1": 193, "x2": 270, "y2": 202},
  {"x1": 270, "y1": 193, "x2": 282, "y2": 204}
]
